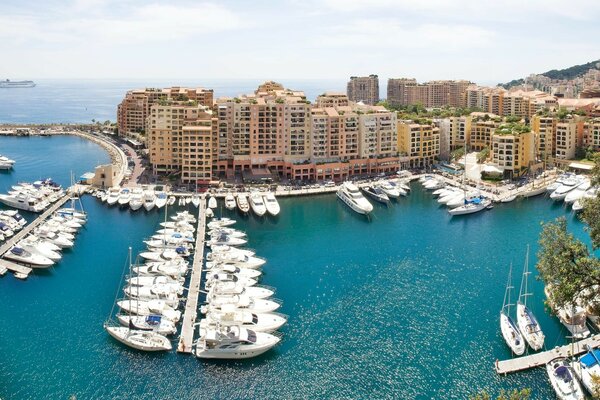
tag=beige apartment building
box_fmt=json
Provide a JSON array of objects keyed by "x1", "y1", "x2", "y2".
[
  {"x1": 387, "y1": 79, "x2": 470, "y2": 108},
  {"x1": 347, "y1": 75, "x2": 379, "y2": 105},
  {"x1": 117, "y1": 87, "x2": 214, "y2": 141},
  {"x1": 531, "y1": 115, "x2": 556, "y2": 161},
  {"x1": 398, "y1": 121, "x2": 440, "y2": 168},
  {"x1": 447, "y1": 115, "x2": 471, "y2": 151},
  {"x1": 465, "y1": 86, "x2": 557, "y2": 118},
  {"x1": 470, "y1": 114, "x2": 502, "y2": 151},
  {"x1": 490, "y1": 127, "x2": 534, "y2": 178},
  {"x1": 583, "y1": 118, "x2": 600, "y2": 150},
  {"x1": 146, "y1": 101, "x2": 217, "y2": 184},
  {"x1": 554, "y1": 121, "x2": 578, "y2": 160}
]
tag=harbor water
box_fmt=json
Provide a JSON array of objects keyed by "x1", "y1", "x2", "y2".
[{"x1": 0, "y1": 135, "x2": 595, "y2": 399}]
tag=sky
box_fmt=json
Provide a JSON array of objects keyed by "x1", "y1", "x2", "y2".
[{"x1": 0, "y1": 0, "x2": 599, "y2": 84}]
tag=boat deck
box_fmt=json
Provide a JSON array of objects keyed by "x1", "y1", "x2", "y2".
[
  {"x1": 177, "y1": 199, "x2": 206, "y2": 353},
  {"x1": 495, "y1": 334, "x2": 600, "y2": 374},
  {"x1": 0, "y1": 185, "x2": 82, "y2": 278}
]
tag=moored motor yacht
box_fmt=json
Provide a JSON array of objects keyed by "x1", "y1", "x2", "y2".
[
  {"x1": 208, "y1": 196, "x2": 217, "y2": 209},
  {"x1": 117, "y1": 299, "x2": 181, "y2": 322},
  {"x1": 118, "y1": 188, "x2": 132, "y2": 207},
  {"x1": 154, "y1": 192, "x2": 168, "y2": 209},
  {"x1": 142, "y1": 190, "x2": 156, "y2": 211},
  {"x1": 263, "y1": 192, "x2": 280, "y2": 216},
  {"x1": 4, "y1": 246, "x2": 54, "y2": 267},
  {"x1": 224, "y1": 193, "x2": 236, "y2": 210},
  {"x1": 201, "y1": 305, "x2": 287, "y2": 333},
  {"x1": 17, "y1": 237, "x2": 62, "y2": 261},
  {"x1": 571, "y1": 347, "x2": 600, "y2": 397},
  {"x1": 249, "y1": 193, "x2": 267, "y2": 217},
  {"x1": 376, "y1": 180, "x2": 401, "y2": 198},
  {"x1": 207, "y1": 293, "x2": 281, "y2": 313},
  {"x1": 236, "y1": 193, "x2": 250, "y2": 214},
  {"x1": 208, "y1": 234, "x2": 248, "y2": 247},
  {"x1": 550, "y1": 176, "x2": 585, "y2": 202},
  {"x1": 337, "y1": 182, "x2": 373, "y2": 215},
  {"x1": 106, "y1": 187, "x2": 121, "y2": 206},
  {"x1": 193, "y1": 325, "x2": 280, "y2": 359},
  {"x1": 361, "y1": 185, "x2": 390, "y2": 204}
]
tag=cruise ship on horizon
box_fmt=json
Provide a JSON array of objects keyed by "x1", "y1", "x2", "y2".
[{"x1": 0, "y1": 79, "x2": 36, "y2": 88}]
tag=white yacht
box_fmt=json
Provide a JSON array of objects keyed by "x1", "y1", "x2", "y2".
[
  {"x1": 134, "y1": 263, "x2": 189, "y2": 279},
  {"x1": 205, "y1": 273, "x2": 258, "y2": 289},
  {"x1": 376, "y1": 180, "x2": 401, "y2": 198},
  {"x1": 208, "y1": 196, "x2": 217, "y2": 209},
  {"x1": 17, "y1": 237, "x2": 62, "y2": 261},
  {"x1": 194, "y1": 325, "x2": 280, "y2": 359},
  {"x1": 0, "y1": 192, "x2": 48, "y2": 212},
  {"x1": 571, "y1": 348, "x2": 600, "y2": 397},
  {"x1": 154, "y1": 192, "x2": 168, "y2": 209},
  {"x1": 106, "y1": 187, "x2": 121, "y2": 206},
  {"x1": 573, "y1": 187, "x2": 598, "y2": 212},
  {"x1": 206, "y1": 253, "x2": 265, "y2": 269},
  {"x1": 423, "y1": 179, "x2": 444, "y2": 190},
  {"x1": 208, "y1": 234, "x2": 247, "y2": 247},
  {"x1": 33, "y1": 228, "x2": 74, "y2": 248},
  {"x1": 208, "y1": 227, "x2": 245, "y2": 238},
  {"x1": 191, "y1": 194, "x2": 201, "y2": 208},
  {"x1": 129, "y1": 188, "x2": 144, "y2": 211},
  {"x1": 546, "y1": 357, "x2": 585, "y2": 400},
  {"x1": 446, "y1": 192, "x2": 481, "y2": 209},
  {"x1": 263, "y1": 192, "x2": 280, "y2": 216},
  {"x1": 448, "y1": 198, "x2": 490, "y2": 216},
  {"x1": 2, "y1": 210, "x2": 26, "y2": 227},
  {"x1": 564, "y1": 180, "x2": 591, "y2": 205},
  {"x1": 205, "y1": 265, "x2": 262, "y2": 279},
  {"x1": 336, "y1": 182, "x2": 373, "y2": 215},
  {"x1": 208, "y1": 246, "x2": 255, "y2": 258},
  {"x1": 224, "y1": 193, "x2": 236, "y2": 210},
  {"x1": 0, "y1": 222, "x2": 14, "y2": 237},
  {"x1": 249, "y1": 193, "x2": 267, "y2": 217},
  {"x1": 118, "y1": 188, "x2": 132, "y2": 207},
  {"x1": 104, "y1": 325, "x2": 172, "y2": 352},
  {"x1": 0, "y1": 155, "x2": 15, "y2": 169},
  {"x1": 142, "y1": 190, "x2": 156, "y2": 211},
  {"x1": 116, "y1": 314, "x2": 177, "y2": 336},
  {"x1": 207, "y1": 293, "x2": 281, "y2": 313},
  {"x1": 201, "y1": 305, "x2": 287, "y2": 333},
  {"x1": 546, "y1": 286, "x2": 590, "y2": 339},
  {"x1": 124, "y1": 286, "x2": 180, "y2": 307},
  {"x1": 550, "y1": 176, "x2": 585, "y2": 201},
  {"x1": 117, "y1": 299, "x2": 181, "y2": 322},
  {"x1": 438, "y1": 189, "x2": 462, "y2": 205},
  {"x1": 127, "y1": 275, "x2": 184, "y2": 287},
  {"x1": 236, "y1": 193, "x2": 250, "y2": 214},
  {"x1": 207, "y1": 282, "x2": 274, "y2": 299},
  {"x1": 500, "y1": 264, "x2": 525, "y2": 355},
  {"x1": 516, "y1": 246, "x2": 544, "y2": 351},
  {"x1": 4, "y1": 246, "x2": 54, "y2": 267},
  {"x1": 207, "y1": 218, "x2": 236, "y2": 229},
  {"x1": 139, "y1": 248, "x2": 186, "y2": 262}
]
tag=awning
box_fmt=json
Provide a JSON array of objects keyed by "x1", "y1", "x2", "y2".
[
  {"x1": 482, "y1": 165, "x2": 503, "y2": 174},
  {"x1": 568, "y1": 162, "x2": 594, "y2": 171},
  {"x1": 80, "y1": 172, "x2": 95, "y2": 180}
]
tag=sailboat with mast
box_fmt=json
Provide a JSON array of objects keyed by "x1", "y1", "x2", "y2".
[
  {"x1": 500, "y1": 263, "x2": 526, "y2": 355},
  {"x1": 104, "y1": 248, "x2": 172, "y2": 351},
  {"x1": 516, "y1": 245, "x2": 545, "y2": 351}
]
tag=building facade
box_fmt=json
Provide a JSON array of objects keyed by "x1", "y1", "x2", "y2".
[
  {"x1": 347, "y1": 75, "x2": 379, "y2": 105},
  {"x1": 387, "y1": 79, "x2": 470, "y2": 108},
  {"x1": 398, "y1": 121, "x2": 440, "y2": 168},
  {"x1": 490, "y1": 127, "x2": 534, "y2": 178}
]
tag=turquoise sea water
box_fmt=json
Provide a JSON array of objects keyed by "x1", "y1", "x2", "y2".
[{"x1": 0, "y1": 135, "x2": 594, "y2": 399}]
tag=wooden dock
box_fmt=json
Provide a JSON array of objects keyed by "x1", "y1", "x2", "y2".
[
  {"x1": 0, "y1": 186, "x2": 78, "y2": 278},
  {"x1": 496, "y1": 334, "x2": 600, "y2": 374},
  {"x1": 177, "y1": 199, "x2": 206, "y2": 353}
]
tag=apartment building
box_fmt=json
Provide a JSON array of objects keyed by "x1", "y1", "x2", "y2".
[
  {"x1": 469, "y1": 114, "x2": 502, "y2": 151},
  {"x1": 347, "y1": 75, "x2": 379, "y2": 105},
  {"x1": 583, "y1": 118, "x2": 600, "y2": 150},
  {"x1": 554, "y1": 121, "x2": 578, "y2": 160},
  {"x1": 447, "y1": 115, "x2": 471, "y2": 151},
  {"x1": 387, "y1": 79, "x2": 470, "y2": 108},
  {"x1": 490, "y1": 126, "x2": 534, "y2": 178},
  {"x1": 531, "y1": 115, "x2": 556, "y2": 160},
  {"x1": 398, "y1": 121, "x2": 440, "y2": 168},
  {"x1": 117, "y1": 87, "x2": 214, "y2": 140},
  {"x1": 146, "y1": 101, "x2": 216, "y2": 184},
  {"x1": 465, "y1": 86, "x2": 557, "y2": 118}
]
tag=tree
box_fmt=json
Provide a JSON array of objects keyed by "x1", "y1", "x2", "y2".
[
  {"x1": 471, "y1": 388, "x2": 531, "y2": 400},
  {"x1": 537, "y1": 153, "x2": 600, "y2": 310}
]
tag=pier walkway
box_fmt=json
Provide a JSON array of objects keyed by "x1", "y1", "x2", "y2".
[
  {"x1": 495, "y1": 334, "x2": 600, "y2": 374},
  {"x1": 0, "y1": 185, "x2": 80, "y2": 278},
  {"x1": 177, "y1": 199, "x2": 206, "y2": 353}
]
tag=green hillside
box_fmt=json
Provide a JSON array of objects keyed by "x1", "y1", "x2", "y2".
[{"x1": 498, "y1": 59, "x2": 599, "y2": 88}]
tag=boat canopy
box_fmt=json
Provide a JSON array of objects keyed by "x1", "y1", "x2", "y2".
[
  {"x1": 581, "y1": 350, "x2": 600, "y2": 368},
  {"x1": 554, "y1": 365, "x2": 572, "y2": 381},
  {"x1": 145, "y1": 315, "x2": 162, "y2": 325}
]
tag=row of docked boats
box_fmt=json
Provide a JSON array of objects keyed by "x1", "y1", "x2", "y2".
[
  {"x1": 2, "y1": 198, "x2": 86, "y2": 269},
  {"x1": 422, "y1": 175, "x2": 492, "y2": 216},
  {"x1": 0, "y1": 178, "x2": 64, "y2": 212},
  {"x1": 194, "y1": 217, "x2": 285, "y2": 359},
  {"x1": 104, "y1": 210, "x2": 200, "y2": 351},
  {"x1": 546, "y1": 173, "x2": 598, "y2": 213},
  {"x1": 0, "y1": 210, "x2": 26, "y2": 242},
  {"x1": 336, "y1": 180, "x2": 411, "y2": 215},
  {"x1": 94, "y1": 187, "x2": 196, "y2": 212},
  {"x1": 223, "y1": 192, "x2": 280, "y2": 217},
  {"x1": 0, "y1": 154, "x2": 15, "y2": 170}
]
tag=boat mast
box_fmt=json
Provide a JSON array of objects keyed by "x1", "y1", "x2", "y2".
[
  {"x1": 502, "y1": 263, "x2": 514, "y2": 315},
  {"x1": 518, "y1": 245, "x2": 531, "y2": 307}
]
